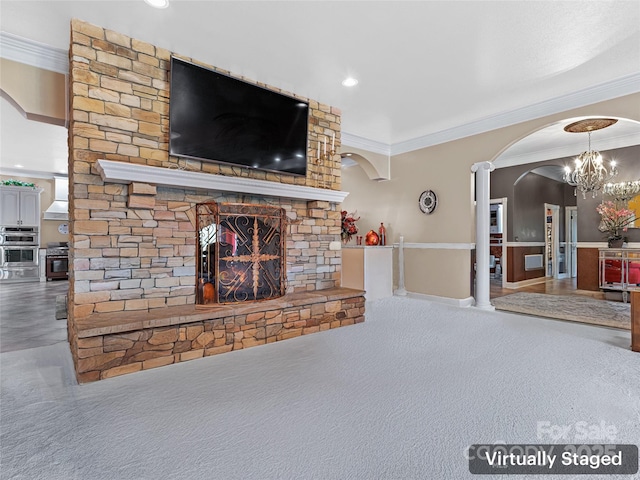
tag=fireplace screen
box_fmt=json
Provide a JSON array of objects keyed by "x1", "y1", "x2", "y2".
[{"x1": 196, "y1": 202, "x2": 286, "y2": 305}]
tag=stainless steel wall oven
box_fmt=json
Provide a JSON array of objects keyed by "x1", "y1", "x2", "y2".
[
  {"x1": 0, "y1": 227, "x2": 40, "y2": 281},
  {"x1": 0, "y1": 245, "x2": 39, "y2": 280},
  {"x1": 0, "y1": 227, "x2": 38, "y2": 245}
]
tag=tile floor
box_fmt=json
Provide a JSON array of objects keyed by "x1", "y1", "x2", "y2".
[{"x1": 0, "y1": 279, "x2": 69, "y2": 353}]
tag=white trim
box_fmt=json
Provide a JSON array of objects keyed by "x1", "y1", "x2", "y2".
[
  {"x1": 402, "y1": 291, "x2": 476, "y2": 308},
  {"x1": 578, "y1": 242, "x2": 640, "y2": 249},
  {"x1": 390, "y1": 242, "x2": 475, "y2": 250},
  {"x1": 504, "y1": 242, "x2": 546, "y2": 247},
  {"x1": 341, "y1": 132, "x2": 391, "y2": 156},
  {"x1": 0, "y1": 32, "x2": 68, "y2": 74},
  {"x1": 577, "y1": 242, "x2": 608, "y2": 248},
  {"x1": 389, "y1": 73, "x2": 640, "y2": 156},
  {"x1": 0, "y1": 168, "x2": 60, "y2": 180},
  {"x1": 504, "y1": 277, "x2": 547, "y2": 289},
  {"x1": 565, "y1": 206, "x2": 578, "y2": 279},
  {"x1": 96, "y1": 159, "x2": 350, "y2": 203}
]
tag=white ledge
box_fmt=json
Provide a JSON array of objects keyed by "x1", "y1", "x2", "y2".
[{"x1": 96, "y1": 160, "x2": 349, "y2": 203}]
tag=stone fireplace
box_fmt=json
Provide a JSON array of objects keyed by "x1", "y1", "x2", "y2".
[{"x1": 66, "y1": 19, "x2": 365, "y2": 382}]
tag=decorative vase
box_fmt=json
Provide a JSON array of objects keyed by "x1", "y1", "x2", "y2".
[
  {"x1": 199, "y1": 278, "x2": 216, "y2": 303},
  {"x1": 378, "y1": 222, "x2": 386, "y2": 246},
  {"x1": 608, "y1": 237, "x2": 624, "y2": 248},
  {"x1": 203, "y1": 282, "x2": 215, "y2": 302},
  {"x1": 365, "y1": 230, "x2": 380, "y2": 246}
]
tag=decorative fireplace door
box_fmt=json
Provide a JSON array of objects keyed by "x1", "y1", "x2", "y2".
[{"x1": 196, "y1": 202, "x2": 286, "y2": 305}]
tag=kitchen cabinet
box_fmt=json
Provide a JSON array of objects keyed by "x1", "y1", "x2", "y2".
[{"x1": 0, "y1": 186, "x2": 42, "y2": 227}]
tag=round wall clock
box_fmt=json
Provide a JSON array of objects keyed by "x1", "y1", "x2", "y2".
[
  {"x1": 418, "y1": 190, "x2": 437, "y2": 214},
  {"x1": 58, "y1": 223, "x2": 69, "y2": 234}
]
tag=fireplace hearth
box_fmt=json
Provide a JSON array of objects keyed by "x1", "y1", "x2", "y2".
[{"x1": 197, "y1": 202, "x2": 286, "y2": 305}]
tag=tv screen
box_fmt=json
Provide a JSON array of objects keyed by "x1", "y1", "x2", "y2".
[{"x1": 169, "y1": 57, "x2": 309, "y2": 176}]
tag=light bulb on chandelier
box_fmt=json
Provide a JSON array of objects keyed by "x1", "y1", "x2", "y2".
[{"x1": 562, "y1": 119, "x2": 618, "y2": 199}]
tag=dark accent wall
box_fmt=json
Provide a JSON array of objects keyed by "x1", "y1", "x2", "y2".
[
  {"x1": 576, "y1": 145, "x2": 640, "y2": 242},
  {"x1": 513, "y1": 173, "x2": 572, "y2": 242},
  {"x1": 491, "y1": 160, "x2": 575, "y2": 243},
  {"x1": 491, "y1": 144, "x2": 640, "y2": 243}
]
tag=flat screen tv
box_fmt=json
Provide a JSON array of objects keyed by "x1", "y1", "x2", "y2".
[{"x1": 169, "y1": 57, "x2": 309, "y2": 176}]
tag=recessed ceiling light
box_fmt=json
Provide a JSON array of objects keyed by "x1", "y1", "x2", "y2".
[
  {"x1": 14, "y1": 164, "x2": 24, "y2": 168},
  {"x1": 144, "y1": 0, "x2": 169, "y2": 9},
  {"x1": 342, "y1": 77, "x2": 358, "y2": 87}
]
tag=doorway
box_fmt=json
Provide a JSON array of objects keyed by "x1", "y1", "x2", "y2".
[
  {"x1": 565, "y1": 206, "x2": 578, "y2": 278},
  {"x1": 544, "y1": 203, "x2": 560, "y2": 278},
  {"x1": 490, "y1": 198, "x2": 507, "y2": 288}
]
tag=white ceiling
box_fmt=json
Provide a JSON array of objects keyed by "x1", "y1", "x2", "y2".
[
  {"x1": 0, "y1": 97, "x2": 68, "y2": 176},
  {"x1": 1, "y1": 0, "x2": 639, "y2": 176}
]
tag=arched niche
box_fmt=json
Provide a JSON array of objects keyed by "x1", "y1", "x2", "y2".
[{"x1": 341, "y1": 146, "x2": 390, "y2": 181}]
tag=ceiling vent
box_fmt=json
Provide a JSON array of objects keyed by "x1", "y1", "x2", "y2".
[{"x1": 43, "y1": 176, "x2": 68, "y2": 220}]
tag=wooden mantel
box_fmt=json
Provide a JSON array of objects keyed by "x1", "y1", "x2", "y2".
[{"x1": 96, "y1": 159, "x2": 350, "y2": 203}]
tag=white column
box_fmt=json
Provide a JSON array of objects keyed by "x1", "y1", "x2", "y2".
[
  {"x1": 471, "y1": 161, "x2": 495, "y2": 310},
  {"x1": 395, "y1": 235, "x2": 407, "y2": 296}
]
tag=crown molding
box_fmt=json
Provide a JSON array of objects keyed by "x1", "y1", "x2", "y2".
[
  {"x1": 0, "y1": 167, "x2": 60, "y2": 180},
  {"x1": 0, "y1": 31, "x2": 68, "y2": 74},
  {"x1": 388, "y1": 73, "x2": 640, "y2": 156},
  {"x1": 494, "y1": 131, "x2": 640, "y2": 169},
  {"x1": 341, "y1": 132, "x2": 391, "y2": 156}
]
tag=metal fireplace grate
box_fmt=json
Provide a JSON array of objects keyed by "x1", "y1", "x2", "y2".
[{"x1": 196, "y1": 202, "x2": 286, "y2": 305}]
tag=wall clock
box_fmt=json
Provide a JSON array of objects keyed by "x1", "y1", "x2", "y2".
[
  {"x1": 58, "y1": 223, "x2": 69, "y2": 234},
  {"x1": 418, "y1": 190, "x2": 437, "y2": 214}
]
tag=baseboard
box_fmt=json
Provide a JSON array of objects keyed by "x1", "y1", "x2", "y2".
[
  {"x1": 402, "y1": 291, "x2": 475, "y2": 307},
  {"x1": 504, "y1": 277, "x2": 547, "y2": 289}
]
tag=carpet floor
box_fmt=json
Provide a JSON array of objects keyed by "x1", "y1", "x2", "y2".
[
  {"x1": 1, "y1": 297, "x2": 639, "y2": 479},
  {"x1": 492, "y1": 292, "x2": 631, "y2": 330}
]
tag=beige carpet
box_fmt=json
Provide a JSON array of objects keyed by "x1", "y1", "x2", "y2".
[{"x1": 492, "y1": 292, "x2": 631, "y2": 330}]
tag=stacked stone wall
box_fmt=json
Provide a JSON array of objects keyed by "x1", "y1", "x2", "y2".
[{"x1": 69, "y1": 19, "x2": 343, "y2": 320}]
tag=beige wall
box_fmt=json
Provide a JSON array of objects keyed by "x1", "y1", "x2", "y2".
[
  {"x1": 0, "y1": 174, "x2": 69, "y2": 246},
  {"x1": 342, "y1": 92, "x2": 640, "y2": 300},
  {"x1": 0, "y1": 58, "x2": 66, "y2": 125}
]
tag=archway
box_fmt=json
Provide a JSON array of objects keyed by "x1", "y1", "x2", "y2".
[
  {"x1": 340, "y1": 146, "x2": 390, "y2": 181},
  {"x1": 476, "y1": 116, "x2": 640, "y2": 307}
]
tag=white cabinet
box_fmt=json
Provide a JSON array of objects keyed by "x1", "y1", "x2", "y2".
[
  {"x1": 342, "y1": 245, "x2": 393, "y2": 301},
  {"x1": 0, "y1": 186, "x2": 42, "y2": 227}
]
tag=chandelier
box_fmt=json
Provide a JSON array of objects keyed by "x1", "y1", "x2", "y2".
[
  {"x1": 603, "y1": 180, "x2": 640, "y2": 201},
  {"x1": 562, "y1": 119, "x2": 618, "y2": 198}
]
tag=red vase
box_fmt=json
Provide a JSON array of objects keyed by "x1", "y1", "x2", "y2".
[
  {"x1": 365, "y1": 230, "x2": 380, "y2": 246},
  {"x1": 378, "y1": 222, "x2": 386, "y2": 246}
]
